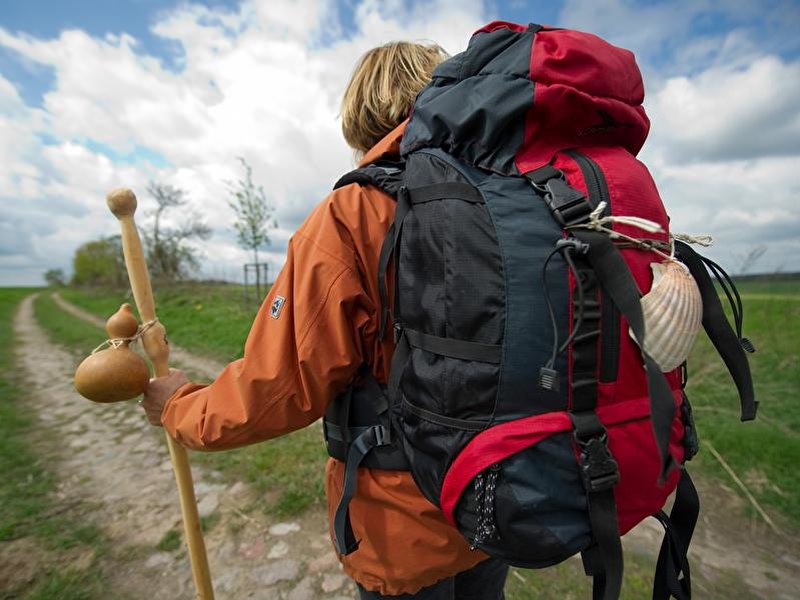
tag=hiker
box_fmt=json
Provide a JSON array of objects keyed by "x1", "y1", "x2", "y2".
[
  {"x1": 141, "y1": 40, "x2": 510, "y2": 598},
  {"x1": 144, "y1": 21, "x2": 758, "y2": 600}
]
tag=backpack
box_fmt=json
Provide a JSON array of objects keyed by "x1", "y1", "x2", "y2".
[{"x1": 323, "y1": 21, "x2": 757, "y2": 600}]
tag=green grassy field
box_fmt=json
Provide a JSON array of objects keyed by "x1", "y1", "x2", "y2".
[
  {"x1": 59, "y1": 284, "x2": 260, "y2": 362},
  {"x1": 0, "y1": 288, "x2": 110, "y2": 598},
  {"x1": 688, "y1": 279, "x2": 800, "y2": 526}
]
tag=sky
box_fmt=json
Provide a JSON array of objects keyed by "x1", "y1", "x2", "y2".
[{"x1": 1, "y1": 0, "x2": 798, "y2": 285}]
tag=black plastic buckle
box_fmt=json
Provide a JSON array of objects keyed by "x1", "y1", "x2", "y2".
[
  {"x1": 392, "y1": 321, "x2": 404, "y2": 344},
  {"x1": 543, "y1": 178, "x2": 592, "y2": 227},
  {"x1": 370, "y1": 424, "x2": 390, "y2": 446},
  {"x1": 577, "y1": 436, "x2": 620, "y2": 493}
]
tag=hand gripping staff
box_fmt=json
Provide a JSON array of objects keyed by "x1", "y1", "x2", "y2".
[{"x1": 107, "y1": 188, "x2": 215, "y2": 599}]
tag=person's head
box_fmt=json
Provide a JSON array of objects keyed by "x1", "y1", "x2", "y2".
[{"x1": 341, "y1": 41, "x2": 448, "y2": 156}]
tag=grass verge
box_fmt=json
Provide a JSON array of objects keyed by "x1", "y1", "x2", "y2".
[
  {"x1": 0, "y1": 288, "x2": 110, "y2": 598},
  {"x1": 687, "y1": 287, "x2": 800, "y2": 526},
  {"x1": 60, "y1": 283, "x2": 261, "y2": 362}
]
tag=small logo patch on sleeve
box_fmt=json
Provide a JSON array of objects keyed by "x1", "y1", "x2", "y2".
[{"x1": 270, "y1": 295, "x2": 286, "y2": 319}]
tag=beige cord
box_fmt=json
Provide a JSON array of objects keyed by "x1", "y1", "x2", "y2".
[{"x1": 91, "y1": 319, "x2": 160, "y2": 354}]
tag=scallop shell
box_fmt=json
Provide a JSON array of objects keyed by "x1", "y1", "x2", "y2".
[{"x1": 633, "y1": 261, "x2": 703, "y2": 372}]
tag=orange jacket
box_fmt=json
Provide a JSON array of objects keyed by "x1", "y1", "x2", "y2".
[{"x1": 161, "y1": 122, "x2": 486, "y2": 595}]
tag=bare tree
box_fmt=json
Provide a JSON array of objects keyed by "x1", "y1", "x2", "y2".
[
  {"x1": 737, "y1": 245, "x2": 767, "y2": 275},
  {"x1": 143, "y1": 182, "x2": 211, "y2": 281},
  {"x1": 227, "y1": 157, "x2": 278, "y2": 298}
]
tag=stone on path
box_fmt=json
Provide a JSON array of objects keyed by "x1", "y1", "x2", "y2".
[
  {"x1": 214, "y1": 569, "x2": 242, "y2": 594},
  {"x1": 269, "y1": 521, "x2": 301, "y2": 536},
  {"x1": 267, "y1": 540, "x2": 289, "y2": 559},
  {"x1": 121, "y1": 432, "x2": 141, "y2": 445},
  {"x1": 308, "y1": 552, "x2": 338, "y2": 574},
  {"x1": 247, "y1": 559, "x2": 299, "y2": 586},
  {"x1": 197, "y1": 492, "x2": 219, "y2": 518},
  {"x1": 194, "y1": 481, "x2": 226, "y2": 496},
  {"x1": 321, "y1": 573, "x2": 346, "y2": 593},
  {"x1": 144, "y1": 552, "x2": 173, "y2": 569},
  {"x1": 227, "y1": 480, "x2": 247, "y2": 497},
  {"x1": 287, "y1": 576, "x2": 315, "y2": 600},
  {"x1": 238, "y1": 537, "x2": 266, "y2": 560}
]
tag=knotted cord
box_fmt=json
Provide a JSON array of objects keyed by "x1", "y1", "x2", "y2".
[
  {"x1": 91, "y1": 319, "x2": 160, "y2": 354},
  {"x1": 567, "y1": 201, "x2": 715, "y2": 263}
]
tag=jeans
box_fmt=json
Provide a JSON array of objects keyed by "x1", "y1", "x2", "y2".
[{"x1": 357, "y1": 557, "x2": 509, "y2": 599}]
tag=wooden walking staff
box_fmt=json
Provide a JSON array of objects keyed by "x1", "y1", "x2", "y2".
[{"x1": 107, "y1": 188, "x2": 215, "y2": 599}]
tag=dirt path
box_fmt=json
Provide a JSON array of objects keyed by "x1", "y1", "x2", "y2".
[
  {"x1": 14, "y1": 294, "x2": 356, "y2": 600},
  {"x1": 25, "y1": 293, "x2": 800, "y2": 599}
]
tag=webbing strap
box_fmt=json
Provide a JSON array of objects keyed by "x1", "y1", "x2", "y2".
[
  {"x1": 566, "y1": 248, "x2": 623, "y2": 600},
  {"x1": 573, "y1": 230, "x2": 678, "y2": 482},
  {"x1": 387, "y1": 329, "x2": 411, "y2": 414},
  {"x1": 404, "y1": 328, "x2": 502, "y2": 363},
  {"x1": 674, "y1": 242, "x2": 757, "y2": 421},
  {"x1": 653, "y1": 470, "x2": 699, "y2": 600},
  {"x1": 332, "y1": 424, "x2": 391, "y2": 555},
  {"x1": 408, "y1": 182, "x2": 484, "y2": 204},
  {"x1": 327, "y1": 367, "x2": 399, "y2": 554},
  {"x1": 324, "y1": 422, "x2": 373, "y2": 443},
  {"x1": 377, "y1": 186, "x2": 411, "y2": 339},
  {"x1": 587, "y1": 489, "x2": 624, "y2": 600}
]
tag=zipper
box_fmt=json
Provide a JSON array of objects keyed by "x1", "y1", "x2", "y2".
[{"x1": 564, "y1": 150, "x2": 621, "y2": 383}]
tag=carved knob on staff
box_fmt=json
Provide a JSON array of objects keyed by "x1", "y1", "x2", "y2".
[
  {"x1": 74, "y1": 303, "x2": 151, "y2": 403},
  {"x1": 106, "y1": 187, "x2": 138, "y2": 219}
]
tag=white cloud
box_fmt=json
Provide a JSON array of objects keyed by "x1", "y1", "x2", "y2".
[
  {"x1": 0, "y1": 0, "x2": 797, "y2": 285},
  {"x1": 638, "y1": 50, "x2": 800, "y2": 276},
  {"x1": 0, "y1": 0, "x2": 485, "y2": 285},
  {"x1": 645, "y1": 56, "x2": 800, "y2": 162}
]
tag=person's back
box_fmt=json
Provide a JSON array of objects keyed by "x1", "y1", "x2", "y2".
[{"x1": 142, "y1": 40, "x2": 510, "y2": 599}]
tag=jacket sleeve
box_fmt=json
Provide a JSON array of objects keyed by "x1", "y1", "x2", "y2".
[{"x1": 160, "y1": 193, "x2": 375, "y2": 451}]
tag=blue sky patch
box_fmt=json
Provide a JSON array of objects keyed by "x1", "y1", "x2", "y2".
[{"x1": 82, "y1": 139, "x2": 171, "y2": 168}]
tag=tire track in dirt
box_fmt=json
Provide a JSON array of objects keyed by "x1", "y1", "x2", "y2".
[{"x1": 16, "y1": 294, "x2": 357, "y2": 600}]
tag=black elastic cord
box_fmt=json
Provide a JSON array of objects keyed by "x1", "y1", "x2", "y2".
[
  {"x1": 541, "y1": 246, "x2": 562, "y2": 369},
  {"x1": 699, "y1": 255, "x2": 747, "y2": 343},
  {"x1": 561, "y1": 247, "x2": 586, "y2": 354},
  {"x1": 541, "y1": 242, "x2": 587, "y2": 370}
]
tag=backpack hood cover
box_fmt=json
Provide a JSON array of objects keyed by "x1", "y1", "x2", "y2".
[{"x1": 400, "y1": 21, "x2": 650, "y2": 174}]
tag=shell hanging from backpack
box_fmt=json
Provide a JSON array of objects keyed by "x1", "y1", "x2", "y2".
[{"x1": 636, "y1": 260, "x2": 703, "y2": 372}]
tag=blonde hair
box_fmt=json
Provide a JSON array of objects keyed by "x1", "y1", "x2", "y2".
[{"x1": 341, "y1": 41, "x2": 448, "y2": 155}]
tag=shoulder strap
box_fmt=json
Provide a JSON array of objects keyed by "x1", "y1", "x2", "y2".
[
  {"x1": 674, "y1": 241, "x2": 758, "y2": 421},
  {"x1": 333, "y1": 160, "x2": 405, "y2": 198}
]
